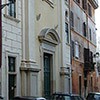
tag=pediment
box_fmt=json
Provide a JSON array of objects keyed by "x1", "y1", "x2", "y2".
[{"x1": 38, "y1": 28, "x2": 60, "y2": 45}]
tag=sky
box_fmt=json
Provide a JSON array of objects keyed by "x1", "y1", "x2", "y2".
[{"x1": 95, "y1": 1, "x2": 100, "y2": 52}]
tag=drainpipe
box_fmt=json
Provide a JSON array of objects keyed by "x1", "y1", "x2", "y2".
[
  {"x1": 69, "y1": 0, "x2": 72, "y2": 94},
  {"x1": 0, "y1": 0, "x2": 2, "y2": 68}
]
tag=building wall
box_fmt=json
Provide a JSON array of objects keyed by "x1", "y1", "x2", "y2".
[
  {"x1": 1, "y1": 0, "x2": 22, "y2": 100},
  {"x1": 21, "y1": 0, "x2": 71, "y2": 98},
  {"x1": 70, "y1": 0, "x2": 98, "y2": 97}
]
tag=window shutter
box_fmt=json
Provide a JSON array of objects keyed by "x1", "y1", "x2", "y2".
[
  {"x1": 8, "y1": 0, "x2": 16, "y2": 18},
  {"x1": 82, "y1": 0, "x2": 87, "y2": 10},
  {"x1": 88, "y1": 3, "x2": 92, "y2": 17},
  {"x1": 90, "y1": 51, "x2": 93, "y2": 63},
  {"x1": 70, "y1": 11, "x2": 74, "y2": 28},
  {"x1": 89, "y1": 28, "x2": 92, "y2": 40},
  {"x1": 76, "y1": 0, "x2": 80, "y2": 3},
  {"x1": 72, "y1": 41, "x2": 75, "y2": 57},
  {"x1": 84, "y1": 0, "x2": 87, "y2": 10},
  {"x1": 75, "y1": 41, "x2": 79, "y2": 58},
  {"x1": 79, "y1": 45, "x2": 81, "y2": 59},
  {"x1": 83, "y1": 22, "x2": 87, "y2": 37},
  {"x1": 84, "y1": 48, "x2": 89, "y2": 62},
  {"x1": 65, "y1": 23, "x2": 69, "y2": 43}
]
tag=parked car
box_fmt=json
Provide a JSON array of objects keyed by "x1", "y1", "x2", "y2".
[
  {"x1": 13, "y1": 96, "x2": 47, "y2": 100},
  {"x1": 70, "y1": 94, "x2": 84, "y2": 100},
  {"x1": 52, "y1": 92, "x2": 84, "y2": 100},
  {"x1": 52, "y1": 92, "x2": 70, "y2": 100},
  {"x1": 0, "y1": 96, "x2": 3, "y2": 99},
  {"x1": 86, "y1": 92, "x2": 100, "y2": 100}
]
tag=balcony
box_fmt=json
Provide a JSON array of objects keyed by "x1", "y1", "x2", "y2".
[
  {"x1": 84, "y1": 62, "x2": 95, "y2": 72},
  {"x1": 88, "y1": 0, "x2": 99, "y2": 9}
]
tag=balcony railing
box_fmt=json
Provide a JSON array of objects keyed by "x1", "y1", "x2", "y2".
[{"x1": 89, "y1": 0, "x2": 99, "y2": 9}]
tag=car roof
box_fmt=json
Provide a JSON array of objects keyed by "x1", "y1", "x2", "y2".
[
  {"x1": 52, "y1": 92, "x2": 70, "y2": 96},
  {"x1": 70, "y1": 94, "x2": 81, "y2": 96},
  {"x1": 88, "y1": 92, "x2": 100, "y2": 95},
  {"x1": 14, "y1": 96, "x2": 46, "y2": 100}
]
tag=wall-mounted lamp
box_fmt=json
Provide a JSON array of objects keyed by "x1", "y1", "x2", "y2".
[
  {"x1": 94, "y1": 52, "x2": 99, "y2": 58},
  {"x1": 0, "y1": 0, "x2": 15, "y2": 10},
  {"x1": 0, "y1": 0, "x2": 15, "y2": 68},
  {"x1": 95, "y1": 28, "x2": 97, "y2": 30}
]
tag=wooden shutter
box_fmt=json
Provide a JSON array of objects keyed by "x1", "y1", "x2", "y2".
[
  {"x1": 75, "y1": 41, "x2": 79, "y2": 58},
  {"x1": 72, "y1": 41, "x2": 75, "y2": 57},
  {"x1": 70, "y1": 11, "x2": 74, "y2": 28},
  {"x1": 82, "y1": 0, "x2": 87, "y2": 10},
  {"x1": 83, "y1": 22, "x2": 87, "y2": 37},
  {"x1": 84, "y1": 48, "x2": 89, "y2": 62}
]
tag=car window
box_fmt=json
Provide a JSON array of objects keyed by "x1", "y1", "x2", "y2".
[
  {"x1": 52, "y1": 95, "x2": 71, "y2": 100},
  {"x1": 52, "y1": 95, "x2": 64, "y2": 100},
  {"x1": 71, "y1": 96, "x2": 79, "y2": 100},
  {"x1": 64, "y1": 96, "x2": 71, "y2": 100},
  {"x1": 87, "y1": 94, "x2": 95, "y2": 100},
  {"x1": 79, "y1": 97, "x2": 84, "y2": 100},
  {"x1": 94, "y1": 94, "x2": 100, "y2": 100}
]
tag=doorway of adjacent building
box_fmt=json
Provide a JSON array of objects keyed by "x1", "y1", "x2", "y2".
[
  {"x1": 8, "y1": 56, "x2": 16, "y2": 100},
  {"x1": 44, "y1": 53, "x2": 52, "y2": 99},
  {"x1": 79, "y1": 76, "x2": 82, "y2": 96}
]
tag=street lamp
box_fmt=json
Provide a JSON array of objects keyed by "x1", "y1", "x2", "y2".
[
  {"x1": 0, "y1": 0, "x2": 15, "y2": 10},
  {"x1": 0, "y1": 0, "x2": 15, "y2": 67}
]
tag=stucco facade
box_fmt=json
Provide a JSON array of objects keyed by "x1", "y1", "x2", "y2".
[
  {"x1": 70, "y1": 0, "x2": 98, "y2": 97},
  {"x1": 0, "y1": 0, "x2": 98, "y2": 99},
  {"x1": 21, "y1": 0, "x2": 71, "y2": 99},
  {"x1": 1, "y1": 0, "x2": 22, "y2": 100},
  {"x1": 0, "y1": 0, "x2": 72, "y2": 99}
]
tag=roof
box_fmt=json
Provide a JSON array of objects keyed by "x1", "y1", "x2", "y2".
[
  {"x1": 52, "y1": 92, "x2": 70, "y2": 96},
  {"x1": 14, "y1": 96, "x2": 46, "y2": 100}
]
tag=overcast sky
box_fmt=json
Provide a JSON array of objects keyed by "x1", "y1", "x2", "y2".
[
  {"x1": 95, "y1": 1, "x2": 100, "y2": 51},
  {"x1": 95, "y1": 1, "x2": 100, "y2": 34}
]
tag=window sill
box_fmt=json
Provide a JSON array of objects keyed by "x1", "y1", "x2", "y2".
[
  {"x1": 3, "y1": 14, "x2": 20, "y2": 23},
  {"x1": 8, "y1": 72, "x2": 17, "y2": 75},
  {"x1": 65, "y1": 1, "x2": 69, "y2": 7},
  {"x1": 66, "y1": 42, "x2": 71, "y2": 46},
  {"x1": 72, "y1": 57, "x2": 84, "y2": 63}
]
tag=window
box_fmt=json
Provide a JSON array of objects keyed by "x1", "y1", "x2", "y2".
[
  {"x1": 75, "y1": 41, "x2": 79, "y2": 59},
  {"x1": 79, "y1": 76, "x2": 82, "y2": 95},
  {"x1": 8, "y1": 56, "x2": 16, "y2": 72},
  {"x1": 8, "y1": 56, "x2": 16, "y2": 99},
  {"x1": 88, "y1": 3, "x2": 92, "y2": 17},
  {"x1": 65, "y1": 0, "x2": 69, "y2": 5},
  {"x1": 79, "y1": 45, "x2": 82, "y2": 59},
  {"x1": 72, "y1": 41, "x2": 80, "y2": 59},
  {"x1": 48, "y1": 0, "x2": 53, "y2": 3},
  {"x1": 90, "y1": 77, "x2": 93, "y2": 91},
  {"x1": 82, "y1": 0, "x2": 87, "y2": 10},
  {"x1": 65, "y1": 23, "x2": 69, "y2": 43},
  {"x1": 83, "y1": 22, "x2": 87, "y2": 37},
  {"x1": 8, "y1": 0, "x2": 16, "y2": 18},
  {"x1": 70, "y1": 11, "x2": 74, "y2": 28},
  {"x1": 89, "y1": 28, "x2": 92, "y2": 41},
  {"x1": 76, "y1": 17, "x2": 80, "y2": 33},
  {"x1": 65, "y1": 10, "x2": 68, "y2": 19},
  {"x1": 72, "y1": 41, "x2": 75, "y2": 57},
  {"x1": 76, "y1": 0, "x2": 80, "y2": 4}
]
